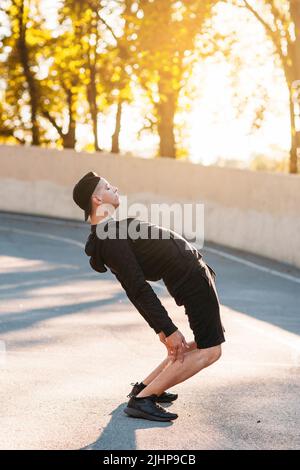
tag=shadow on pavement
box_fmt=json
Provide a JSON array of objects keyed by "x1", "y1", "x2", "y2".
[{"x1": 80, "y1": 402, "x2": 174, "y2": 450}]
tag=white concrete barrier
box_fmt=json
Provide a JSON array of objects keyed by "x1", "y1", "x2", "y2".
[{"x1": 0, "y1": 144, "x2": 299, "y2": 268}]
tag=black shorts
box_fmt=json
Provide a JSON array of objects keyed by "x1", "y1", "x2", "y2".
[{"x1": 181, "y1": 262, "x2": 226, "y2": 349}]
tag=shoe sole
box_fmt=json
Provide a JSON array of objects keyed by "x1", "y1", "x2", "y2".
[{"x1": 124, "y1": 406, "x2": 178, "y2": 422}]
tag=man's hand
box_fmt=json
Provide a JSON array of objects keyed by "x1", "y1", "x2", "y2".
[
  {"x1": 158, "y1": 331, "x2": 173, "y2": 356},
  {"x1": 158, "y1": 331, "x2": 167, "y2": 345},
  {"x1": 159, "y1": 330, "x2": 189, "y2": 363}
]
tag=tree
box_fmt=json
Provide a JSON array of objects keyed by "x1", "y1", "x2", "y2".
[
  {"x1": 109, "y1": 0, "x2": 135, "y2": 154},
  {"x1": 228, "y1": 0, "x2": 300, "y2": 173},
  {"x1": 131, "y1": 0, "x2": 219, "y2": 158},
  {"x1": 0, "y1": 0, "x2": 49, "y2": 145},
  {"x1": 56, "y1": 0, "x2": 135, "y2": 153}
]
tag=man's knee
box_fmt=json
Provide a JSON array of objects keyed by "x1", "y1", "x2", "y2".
[
  {"x1": 205, "y1": 344, "x2": 222, "y2": 365},
  {"x1": 165, "y1": 340, "x2": 197, "y2": 360},
  {"x1": 184, "y1": 340, "x2": 198, "y2": 352}
]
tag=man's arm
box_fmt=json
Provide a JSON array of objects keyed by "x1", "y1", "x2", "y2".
[
  {"x1": 114, "y1": 271, "x2": 162, "y2": 334},
  {"x1": 101, "y1": 236, "x2": 178, "y2": 337}
]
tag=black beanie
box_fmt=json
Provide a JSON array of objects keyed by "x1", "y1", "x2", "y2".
[{"x1": 72, "y1": 171, "x2": 101, "y2": 221}]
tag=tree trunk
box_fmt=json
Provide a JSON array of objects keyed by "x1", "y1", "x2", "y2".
[
  {"x1": 289, "y1": 0, "x2": 300, "y2": 173},
  {"x1": 282, "y1": 65, "x2": 298, "y2": 173},
  {"x1": 88, "y1": 66, "x2": 100, "y2": 151},
  {"x1": 62, "y1": 126, "x2": 75, "y2": 149},
  {"x1": 289, "y1": 93, "x2": 298, "y2": 174},
  {"x1": 87, "y1": 11, "x2": 101, "y2": 152},
  {"x1": 18, "y1": 0, "x2": 40, "y2": 146},
  {"x1": 62, "y1": 89, "x2": 76, "y2": 149},
  {"x1": 156, "y1": 84, "x2": 176, "y2": 158},
  {"x1": 111, "y1": 100, "x2": 122, "y2": 154}
]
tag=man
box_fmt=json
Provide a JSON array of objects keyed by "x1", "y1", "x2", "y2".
[{"x1": 73, "y1": 171, "x2": 226, "y2": 422}]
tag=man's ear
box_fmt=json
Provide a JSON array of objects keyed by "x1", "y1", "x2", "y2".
[{"x1": 92, "y1": 195, "x2": 102, "y2": 206}]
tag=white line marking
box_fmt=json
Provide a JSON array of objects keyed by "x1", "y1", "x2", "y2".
[
  {"x1": 0, "y1": 227, "x2": 85, "y2": 248},
  {"x1": 230, "y1": 315, "x2": 300, "y2": 353},
  {"x1": 203, "y1": 246, "x2": 300, "y2": 285},
  {"x1": 0, "y1": 212, "x2": 84, "y2": 228}
]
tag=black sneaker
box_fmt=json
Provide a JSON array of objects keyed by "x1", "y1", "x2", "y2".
[
  {"x1": 127, "y1": 382, "x2": 178, "y2": 403},
  {"x1": 124, "y1": 395, "x2": 178, "y2": 422}
]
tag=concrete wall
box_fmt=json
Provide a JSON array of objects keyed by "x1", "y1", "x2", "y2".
[{"x1": 0, "y1": 144, "x2": 300, "y2": 268}]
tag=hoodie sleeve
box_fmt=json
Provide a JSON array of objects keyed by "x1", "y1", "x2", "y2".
[
  {"x1": 101, "y1": 237, "x2": 178, "y2": 337},
  {"x1": 113, "y1": 272, "x2": 162, "y2": 334}
]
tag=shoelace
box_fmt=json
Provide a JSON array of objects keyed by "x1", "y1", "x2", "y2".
[{"x1": 127, "y1": 382, "x2": 140, "y2": 398}]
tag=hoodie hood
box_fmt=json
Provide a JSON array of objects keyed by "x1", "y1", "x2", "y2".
[
  {"x1": 84, "y1": 216, "x2": 117, "y2": 273},
  {"x1": 84, "y1": 231, "x2": 107, "y2": 273},
  {"x1": 84, "y1": 216, "x2": 138, "y2": 274}
]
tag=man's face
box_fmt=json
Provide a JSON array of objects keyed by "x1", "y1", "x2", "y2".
[{"x1": 91, "y1": 177, "x2": 120, "y2": 212}]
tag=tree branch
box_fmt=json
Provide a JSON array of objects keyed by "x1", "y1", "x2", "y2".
[
  {"x1": 41, "y1": 109, "x2": 64, "y2": 138},
  {"x1": 0, "y1": 127, "x2": 26, "y2": 144},
  {"x1": 98, "y1": 13, "x2": 119, "y2": 43},
  {"x1": 239, "y1": 0, "x2": 288, "y2": 69}
]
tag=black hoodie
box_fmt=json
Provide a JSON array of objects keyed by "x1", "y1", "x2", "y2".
[{"x1": 84, "y1": 216, "x2": 214, "y2": 337}]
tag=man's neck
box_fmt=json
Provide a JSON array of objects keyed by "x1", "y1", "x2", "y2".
[{"x1": 90, "y1": 212, "x2": 115, "y2": 226}]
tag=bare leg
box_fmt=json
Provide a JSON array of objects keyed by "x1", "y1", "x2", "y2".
[
  {"x1": 136, "y1": 344, "x2": 222, "y2": 398},
  {"x1": 141, "y1": 341, "x2": 198, "y2": 387}
]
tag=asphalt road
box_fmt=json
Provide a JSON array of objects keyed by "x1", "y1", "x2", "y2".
[{"x1": 0, "y1": 212, "x2": 299, "y2": 450}]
